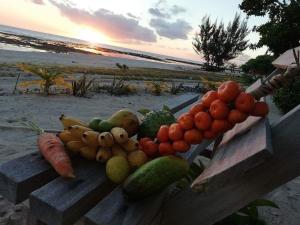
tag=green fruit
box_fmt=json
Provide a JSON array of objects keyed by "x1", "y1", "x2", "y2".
[
  {"x1": 88, "y1": 117, "x2": 102, "y2": 131},
  {"x1": 106, "y1": 156, "x2": 130, "y2": 184},
  {"x1": 98, "y1": 109, "x2": 139, "y2": 137},
  {"x1": 98, "y1": 120, "x2": 114, "y2": 132},
  {"x1": 123, "y1": 156, "x2": 189, "y2": 200},
  {"x1": 138, "y1": 108, "x2": 176, "y2": 139}
]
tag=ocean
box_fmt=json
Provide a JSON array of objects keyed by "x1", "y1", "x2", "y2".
[{"x1": 0, "y1": 24, "x2": 202, "y2": 66}]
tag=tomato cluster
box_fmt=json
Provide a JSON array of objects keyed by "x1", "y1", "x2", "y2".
[{"x1": 139, "y1": 81, "x2": 269, "y2": 157}]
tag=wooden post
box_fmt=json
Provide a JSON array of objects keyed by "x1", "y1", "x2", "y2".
[{"x1": 160, "y1": 104, "x2": 300, "y2": 225}]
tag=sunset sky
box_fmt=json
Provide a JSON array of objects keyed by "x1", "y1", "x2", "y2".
[{"x1": 0, "y1": 0, "x2": 268, "y2": 61}]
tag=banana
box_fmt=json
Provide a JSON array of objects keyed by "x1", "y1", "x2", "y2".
[
  {"x1": 110, "y1": 127, "x2": 128, "y2": 144},
  {"x1": 98, "y1": 132, "x2": 114, "y2": 148},
  {"x1": 121, "y1": 138, "x2": 139, "y2": 152},
  {"x1": 69, "y1": 125, "x2": 92, "y2": 139},
  {"x1": 96, "y1": 147, "x2": 112, "y2": 163},
  {"x1": 66, "y1": 140, "x2": 86, "y2": 153},
  {"x1": 111, "y1": 144, "x2": 127, "y2": 158},
  {"x1": 79, "y1": 146, "x2": 97, "y2": 160},
  {"x1": 57, "y1": 130, "x2": 77, "y2": 143},
  {"x1": 59, "y1": 114, "x2": 88, "y2": 130},
  {"x1": 82, "y1": 131, "x2": 100, "y2": 148}
]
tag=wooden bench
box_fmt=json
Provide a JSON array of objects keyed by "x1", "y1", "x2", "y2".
[{"x1": 1, "y1": 81, "x2": 299, "y2": 225}]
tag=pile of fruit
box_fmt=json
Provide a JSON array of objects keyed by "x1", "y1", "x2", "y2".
[
  {"x1": 138, "y1": 81, "x2": 269, "y2": 157},
  {"x1": 34, "y1": 80, "x2": 269, "y2": 200}
]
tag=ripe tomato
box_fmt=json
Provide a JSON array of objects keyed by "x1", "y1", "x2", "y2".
[
  {"x1": 235, "y1": 92, "x2": 255, "y2": 113},
  {"x1": 139, "y1": 137, "x2": 152, "y2": 149},
  {"x1": 194, "y1": 111, "x2": 212, "y2": 131},
  {"x1": 203, "y1": 130, "x2": 218, "y2": 139},
  {"x1": 189, "y1": 103, "x2": 206, "y2": 116},
  {"x1": 157, "y1": 125, "x2": 169, "y2": 143},
  {"x1": 202, "y1": 90, "x2": 218, "y2": 108},
  {"x1": 178, "y1": 113, "x2": 194, "y2": 130},
  {"x1": 209, "y1": 99, "x2": 230, "y2": 119},
  {"x1": 184, "y1": 129, "x2": 203, "y2": 145},
  {"x1": 217, "y1": 81, "x2": 241, "y2": 102},
  {"x1": 168, "y1": 123, "x2": 184, "y2": 141},
  {"x1": 228, "y1": 109, "x2": 248, "y2": 124},
  {"x1": 143, "y1": 141, "x2": 158, "y2": 157},
  {"x1": 173, "y1": 140, "x2": 191, "y2": 153},
  {"x1": 159, "y1": 142, "x2": 175, "y2": 155},
  {"x1": 251, "y1": 102, "x2": 269, "y2": 117},
  {"x1": 211, "y1": 120, "x2": 231, "y2": 133}
]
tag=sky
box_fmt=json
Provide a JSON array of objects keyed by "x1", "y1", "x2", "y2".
[{"x1": 0, "y1": 0, "x2": 268, "y2": 61}]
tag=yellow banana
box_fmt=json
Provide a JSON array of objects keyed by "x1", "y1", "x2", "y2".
[
  {"x1": 96, "y1": 147, "x2": 112, "y2": 163},
  {"x1": 79, "y1": 146, "x2": 98, "y2": 160},
  {"x1": 98, "y1": 132, "x2": 114, "y2": 148},
  {"x1": 59, "y1": 114, "x2": 88, "y2": 130},
  {"x1": 110, "y1": 127, "x2": 128, "y2": 144},
  {"x1": 57, "y1": 130, "x2": 77, "y2": 143},
  {"x1": 121, "y1": 138, "x2": 139, "y2": 152},
  {"x1": 82, "y1": 131, "x2": 100, "y2": 148},
  {"x1": 66, "y1": 140, "x2": 86, "y2": 153},
  {"x1": 69, "y1": 125, "x2": 92, "y2": 139}
]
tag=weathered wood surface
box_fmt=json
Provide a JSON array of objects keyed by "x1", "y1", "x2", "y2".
[
  {"x1": 0, "y1": 152, "x2": 57, "y2": 203},
  {"x1": 27, "y1": 94, "x2": 199, "y2": 225},
  {"x1": 160, "y1": 104, "x2": 300, "y2": 225},
  {"x1": 30, "y1": 161, "x2": 115, "y2": 225},
  {"x1": 191, "y1": 117, "x2": 272, "y2": 192},
  {"x1": 84, "y1": 100, "x2": 212, "y2": 225}
]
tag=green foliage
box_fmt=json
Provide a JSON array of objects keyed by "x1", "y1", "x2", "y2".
[
  {"x1": 145, "y1": 81, "x2": 168, "y2": 96},
  {"x1": 72, "y1": 75, "x2": 95, "y2": 97},
  {"x1": 241, "y1": 55, "x2": 275, "y2": 76},
  {"x1": 170, "y1": 82, "x2": 183, "y2": 95},
  {"x1": 193, "y1": 14, "x2": 249, "y2": 71},
  {"x1": 240, "y1": 0, "x2": 300, "y2": 56},
  {"x1": 273, "y1": 77, "x2": 300, "y2": 114},
  {"x1": 18, "y1": 63, "x2": 71, "y2": 95},
  {"x1": 109, "y1": 76, "x2": 136, "y2": 96}
]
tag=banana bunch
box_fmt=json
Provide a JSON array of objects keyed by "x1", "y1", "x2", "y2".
[{"x1": 58, "y1": 115, "x2": 147, "y2": 166}]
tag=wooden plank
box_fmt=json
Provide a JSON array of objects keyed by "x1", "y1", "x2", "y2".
[
  {"x1": 28, "y1": 95, "x2": 199, "y2": 225},
  {"x1": 191, "y1": 117, "x2": 272, "y2": 192},
  {"x1": 0, "y1": 152, "x2": 57, "y2": 204},
  {"x1": 160, "y1": 104, "x2": 300, "y2": 225},
  {"x1": 30, "y1": 161, "x2": 115, "y2": 225}
]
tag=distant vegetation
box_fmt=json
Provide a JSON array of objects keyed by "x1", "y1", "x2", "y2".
[
  {"x1": 193, "y1": 14, "x2": 249, "y2": 71},
  {"x1": 241, "y1": 55, "x2": 275, "y2": 76}
]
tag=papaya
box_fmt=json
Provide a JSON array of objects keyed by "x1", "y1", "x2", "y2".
[
  {"x1": 123, "y1": 156, "x2": 189, "y2": 200},
  {"x1": 88, "y1": 117, "x2": 102, "y2": 131},
  {"x1": 97, "y1": 109, "x2": 139, "y2": 137}
]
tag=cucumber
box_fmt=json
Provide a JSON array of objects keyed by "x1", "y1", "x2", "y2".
[{"x1": 123, "y1": 156, "x2": 189, "y2": 200}]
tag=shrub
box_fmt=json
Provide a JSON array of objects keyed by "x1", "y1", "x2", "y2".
[
  {"x1": 241, "y1": 55, "x2": 275, "y2": 76},
  {"x1": 170, "y1": 82, "x2": 183, "y2": 95},
  {"x1": 72, "y1": 75, "x2": 95, "y2": 97},
  {"x1": 273, "y1": 77, "x2": 300, "y2": 114},
  {"x1": 145, "y1": 81, "x2": 168, "y2": 96}
]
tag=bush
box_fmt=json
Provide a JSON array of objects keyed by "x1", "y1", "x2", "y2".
[
  {"x1": 241, "y1": 55, "x2": 275, "y2": 76},
  {"x1": 273, "y1": 77, "x2": 300, "y2": 114},
  {"x1": 72, "y1": 75, "x2": 95, "y2": 97}
]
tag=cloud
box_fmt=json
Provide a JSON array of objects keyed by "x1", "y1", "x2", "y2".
[
  {"x1": 126, "y1": 13, "x2": 140, "y2": 20},
  {"x1": 49, "y1": 1, "x2": 157, "y2": 43},
  {"x1": 149, "y1": 0, "x2": 186, "y2": 18},
  {"x1": 170, "y1": 5, "x2": 186, "y2": 15},
  {"x1": 31, "y1": 0, "x2": 45, "y2": 5},
  {"x1": 150, "y1": 18, "x2": 192, "y2": 40}
]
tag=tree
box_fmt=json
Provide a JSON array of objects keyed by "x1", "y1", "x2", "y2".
[
  {"x1": 193, "y1": 14, "x2": 249, "y2": 71},
  {"x1": 241, "y1": 55, "x2": 275, "y2": 76},
  {"x1": 240, "y1": 0, "x2": 300, "y2": 57}
]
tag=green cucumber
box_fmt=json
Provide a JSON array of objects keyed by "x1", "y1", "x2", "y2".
[{"x1": 123, "y1": 156, "x2": 189, "y2": 200}]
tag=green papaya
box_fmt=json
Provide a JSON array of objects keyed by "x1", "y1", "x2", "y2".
[
  {"x1": 123, "y1": 156, "x2": 189, "y2": 200},
  {"x1": 97, "y1": 109, "x2": 139, "y2": 137},
  {"x1": 88, "y1": 117, "x2": 102, "y2": 131}
]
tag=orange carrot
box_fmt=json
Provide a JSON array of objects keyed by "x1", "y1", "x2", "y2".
[
  {"x1": 38, "y1": 133, "x2": 75, "y2": 178},
  {"x1": 23, "y1": 120, "x2": 75, "y2": 178}
]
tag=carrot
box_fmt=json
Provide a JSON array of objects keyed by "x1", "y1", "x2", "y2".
[{"x1": 24, "y1": 121, "x2": 75, "y2": 178}]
